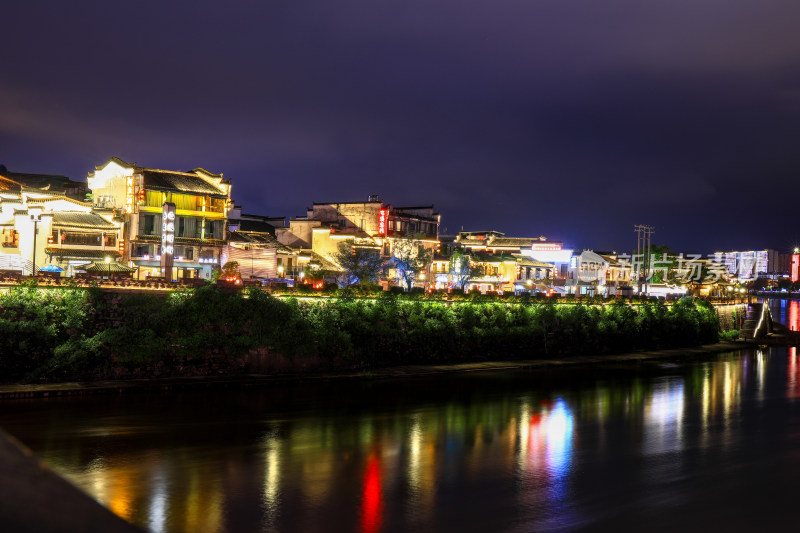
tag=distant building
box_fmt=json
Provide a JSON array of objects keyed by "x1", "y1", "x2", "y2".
[
  {"x1": 0, "y1": 164, "x2": 88, "y2": 201},
  {"x1": 227, "y1": 203, "x2": 284, "y2": 235},
  {"x1": 276, "y1": 196, "x2": 441, "y2": 288},
  {"x1": 712, "y1": 250, "x2": 769, "y2": 281}
]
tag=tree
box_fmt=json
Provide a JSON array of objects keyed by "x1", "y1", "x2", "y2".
[
  {"x1": 222, "y1": 261, "x2": 241, "y2": 279},
  {"x1": 389, "y1": 234, "x2": 433, "y2": 290},
  {"x1": 332, "y1": 241, "x2": 385, "y2": 287},
  {"x1": 448, "y1": 249, "x2": 484, "y2": 291},
  {"x1": 646, "y1": 245, "x2": 677, "y2": 284}
]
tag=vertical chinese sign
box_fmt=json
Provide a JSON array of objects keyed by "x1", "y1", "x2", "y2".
[
  {"x1": 378, "y1": 208, "x2": 387, "y2": 236},
  {"x1": 161, "y1": 202, "x2": 176, "y2": 281},
  {"x1": 125, "y1": 175, "x2": 135, "y2": 214}
]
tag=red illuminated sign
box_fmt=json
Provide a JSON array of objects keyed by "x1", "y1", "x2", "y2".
[
  {"x1": 792, "y1": 254, "x2": 799, "y2": 283},
  {"x1": 378, "y1": 209, "x2": 387, "y2": 236}
]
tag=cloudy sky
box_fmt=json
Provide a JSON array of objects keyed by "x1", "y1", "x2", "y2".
[{"x1": 3, "y1": 0, "x2": 800, "y2": 252}]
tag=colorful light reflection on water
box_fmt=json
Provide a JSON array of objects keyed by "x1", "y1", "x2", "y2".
[
  {"x1": 6, "y1": 347, "x2": 800, "y2": 532},
  {"x1": 770, "y1": 298, "x2": 800, "y2": 331}
]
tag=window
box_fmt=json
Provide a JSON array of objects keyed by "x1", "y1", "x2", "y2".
[
  {"x1": 145, "y1": 190, "x2": 163, "y2": 208},
  {"x1": 176, "y1": 217, "x2": 199, "y2": 238},
  {"x1": 138, "y1": 214, "x2": 161, "y2": 236},
  {"x1": 175, "y1": 246, "x2": 194, "y2": 260},
  {"x1": 103, "y1": 233, "x2": 116, "y2": 247},
  {"x1": 133, "y1": 244, "x2": 156, "y2": 257},
  {"x1": 62, "y1": 232, "x2": 102, "y2": 246},
  {"x1": 2, "y1": 229, "x2": 18, "y2": 248},
  {"x1": 206, "y1": 220, "x2": 223, "y2": 240}
]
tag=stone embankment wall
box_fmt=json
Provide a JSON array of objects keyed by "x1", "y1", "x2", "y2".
[{"x1": 716, "y1": 303, "x2": 747, "y2": 331}]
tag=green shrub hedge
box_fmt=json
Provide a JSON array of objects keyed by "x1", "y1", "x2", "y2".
[{"x1": 0, "y1": 284, "x2": 721, "y2": 381}]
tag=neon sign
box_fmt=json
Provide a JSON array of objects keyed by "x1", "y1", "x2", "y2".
[
  {"x1": 161, "y1": 202, "x2": 176, "y2": 279},
  {"x1": 378, "y1": 209, "x2": 387, "y2": 236},
  {"x1": 125, "y1": 176, "x2": 135, "y2": 214}
]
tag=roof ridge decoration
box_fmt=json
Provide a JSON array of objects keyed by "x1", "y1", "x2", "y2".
[{"x1": 27, "y1": 195, "x2": 92, "y2": 208}]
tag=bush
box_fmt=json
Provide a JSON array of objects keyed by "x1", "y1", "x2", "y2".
[{"x1": 0, "y1": 285, "x2": 723, "y2": 382}]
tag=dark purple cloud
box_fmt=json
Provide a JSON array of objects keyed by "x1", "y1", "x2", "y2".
[{"x1": 3, "y1": 0, "x2": 800, "y2": 252}]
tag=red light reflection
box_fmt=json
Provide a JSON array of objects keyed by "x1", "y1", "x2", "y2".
[
  {"x1": 789, "y1": 301, "x2": 800, "y2": 332},
  {"x1": 360, "y1": 454, "x2": 383, "y2": 533}
]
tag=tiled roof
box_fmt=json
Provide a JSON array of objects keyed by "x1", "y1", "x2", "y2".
[
  {"x1": 307, "y1": 251, "x2": 343, "y2": 272},
  {"x1": 134, "y1": 234, "x2": 226, "y2": 246},
  {"x1": 228, "y1": 231, "x2": 294, "y2": 252},
  {"x1": 2, "y1": 171, "x2": 85, "y2": 192},
  {"x1": 84, "y1": 261, "x2": 136, "y2": 273},
  {"x1": 513, "y1": 256, "x2": 555, "y2": 268},
  {"x1": 0, "y1": 176, "x2": 22, "y2": 191},
  {"x1": 51, "y1": 212, "x2": 118, "y2": 230},
  {"x1": 141, "y1": 169, "x2": 226, "y2": 196},
  {"x1": 46, "y1": 248, "x2": 121, "y2": 259},
  {"x1": 233, "y1": 218, "x2": 279, "y2": 233}
]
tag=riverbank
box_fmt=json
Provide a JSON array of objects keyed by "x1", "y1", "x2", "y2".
[
  {"x1": 0, "y1": 428, "x2": 141, "y2": 532},
  {"x1": 1, "y1": 284, "x2": 723, "y2": 383},
  {"x1": 0, "y1": 340, "x2": 745, "y2": 400}
]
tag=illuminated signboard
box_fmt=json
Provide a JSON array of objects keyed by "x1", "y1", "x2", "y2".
[
  {"x1": 793, "y1": 255, "x2": 799, "y2": 283},
  {"x1": 531, "y1": 243, "x2": 562, "y2": 251},
  {"x1": 161, "y1": 202, "x2": 176, "y2": 279},
  {"x1": 378, "y1": 208, "x2": 387, "y2": 236},
  {"x1": 125, "y1": 176, "x2": 135, "y2": 214}
]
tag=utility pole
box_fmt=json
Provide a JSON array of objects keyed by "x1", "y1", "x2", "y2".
[{"x1": 634, "y1": 224, "x2": 655, "y2": 297}]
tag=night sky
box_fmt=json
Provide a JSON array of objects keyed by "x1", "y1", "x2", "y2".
[{"x1": 3, "y1": 0, "x2": 800, "y2": 252}]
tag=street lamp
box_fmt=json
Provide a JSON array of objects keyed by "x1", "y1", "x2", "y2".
[
  {"x1": 30, "y1": 212, "x2": 42, "y2": 275},
  {"x1": 105, "y1": 256, "x2": 111, "y2": 280},
  {"x1": 277, "y1": 265, "x2": 284, "y2": 278}
]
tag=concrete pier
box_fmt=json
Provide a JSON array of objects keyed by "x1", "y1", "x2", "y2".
[{"x1": 0, "y1": 429, "x2": 141, "y2": 532}]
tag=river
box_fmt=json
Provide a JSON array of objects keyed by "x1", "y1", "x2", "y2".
[{"x1": 3, "y1": 314, "x2": 800, "y2": 531}]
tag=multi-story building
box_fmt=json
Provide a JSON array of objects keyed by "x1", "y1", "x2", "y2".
[
  {"x1": 567, "y1": 250, "x2": 609, "y2": 296},
  {"x1": 88, "y1": 157, "x2": 231, "y2": 280},
  {"x1": 276, "y1": 196, "x2": 440, "y2": 288},
  {"x1": 451, "y1": 231, "x2": 563, "y2": 294},
  {"x1": 712, "y1": 250, "x2": 769, "y2": 281}
]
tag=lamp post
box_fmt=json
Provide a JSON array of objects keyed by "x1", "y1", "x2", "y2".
[
  {"x1": 30, "y1": 213, "x2": 42, "y2": 276},
  {"x1": 105, "y1": 256, "x2": 111, "y2": 280}
]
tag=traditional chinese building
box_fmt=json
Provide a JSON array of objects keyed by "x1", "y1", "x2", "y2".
[
  {"x1": 88, "y1": 157, "x2": 232, "y2": 280},
  {"x1": 276, "y1": 196, "x2": 440, "y2": 288},
  {"x1": 0, "y1": 173, "x2": 122, "y2": 275}
]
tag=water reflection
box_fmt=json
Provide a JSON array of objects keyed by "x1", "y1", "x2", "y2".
[
  {"x1": 4, "y1": 348, "x2": 800, "y2": 532},
  {"x1": 770, "y1": 298, "x2": 800, "y2": 331},
  {"x1": 643, "y1": 379, "x2": 684, "y2": 455},
  {"x1": 360, "y1": 454, "x2": 383, "y2": 533}
]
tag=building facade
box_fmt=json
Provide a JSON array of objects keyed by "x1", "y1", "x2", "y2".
[
  {"x1": 88, "y1": 157, "x2": 231, "y2": 280},
  {"x1": 1, "y1": 174, "x2": 122, "y2": 275}
]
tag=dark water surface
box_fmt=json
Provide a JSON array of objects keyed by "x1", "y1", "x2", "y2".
[
  {"x1": 4, "y1": 347, "x2": 800, "y2": 532},
  {"x1": 768, "y1": 298, "x2": 800, "y2": 331}
]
